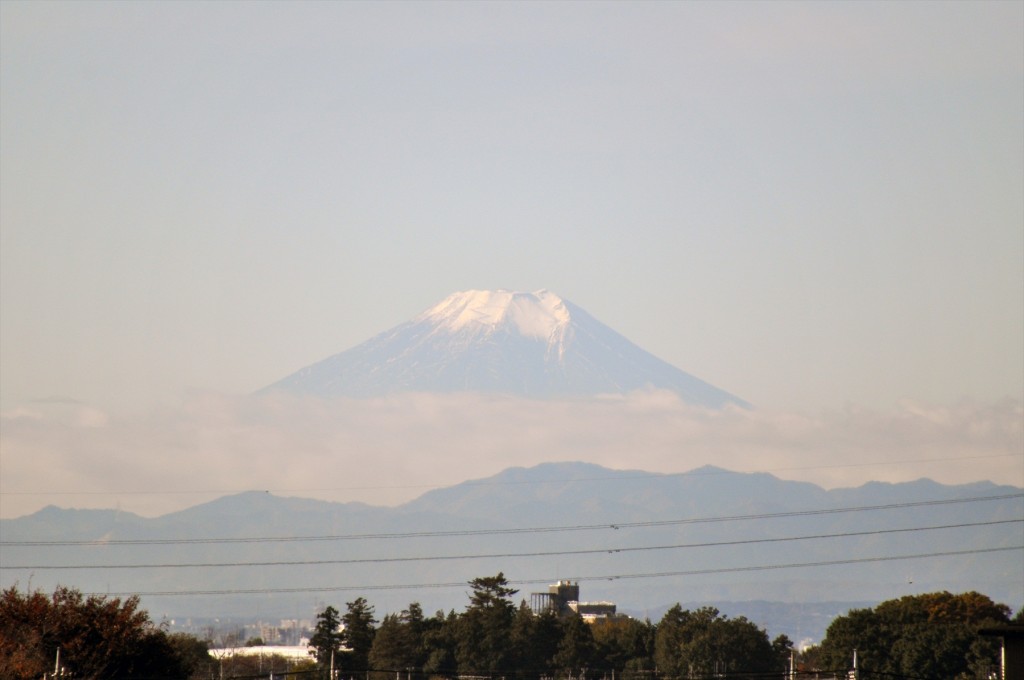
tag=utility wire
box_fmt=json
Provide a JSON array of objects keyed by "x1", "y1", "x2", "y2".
[
  {"x1": 5, "y1": 492, "x2": 1019, "y2": 547},
  {"x1": 5, "y1": 518, "x2": 1019, "y2": 570},
  {"x1": 90, "y1": 545, "x2": 1023, "y2": 597}
]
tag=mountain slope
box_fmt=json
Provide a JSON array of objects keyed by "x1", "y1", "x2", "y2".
[
  {"x1": 261, "y1": 290, "x2": 750, "y2": 408},
  {"x1": 403, "y1": 462, "x2": 834, "y2": 523},
  {"x1": 2, "y1": 462, "x2": 1020, "y2": 645}
]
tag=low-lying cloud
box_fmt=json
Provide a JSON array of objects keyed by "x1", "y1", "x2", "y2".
[{"x1": 1, "y1": 391, "x2": 1021, "y2": 518}]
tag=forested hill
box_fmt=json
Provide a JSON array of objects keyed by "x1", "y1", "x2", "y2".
[{"x1": 1, "y1": 462, "x2": 1020, "y2": 646}]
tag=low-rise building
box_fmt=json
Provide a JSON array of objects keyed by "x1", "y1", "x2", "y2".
[{"x1": 529, "y1": 580, "x2": 626, "y2": 623}]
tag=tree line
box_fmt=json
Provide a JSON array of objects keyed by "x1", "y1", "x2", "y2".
[
  {"x1": 1, "y1": 576, "x2": 1017, "y2": 679},
  {"x1": 304, "y1": 576, "x2": 1018, "y2": 680},
  {"x1": 308, "y1": 573, "x2": 794, "y2": 680},
  {"x1": 803, "y1": 590, "x2": 1017, "y2": 679}
]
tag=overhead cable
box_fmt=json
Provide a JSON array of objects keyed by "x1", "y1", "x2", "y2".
[
  {"x1": 88, "y1": 545, "x2": 1023, "y2": 597},
  {"x1": 5, "y1": 492, "x2": 1019, "y2": 547},
  {"x1": 5, "y1": 518, "x2": 1019, "y2": 570}
]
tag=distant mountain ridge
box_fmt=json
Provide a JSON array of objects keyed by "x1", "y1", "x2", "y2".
[
  {"x1": 261, "y1": 290, "x2": 750, "y2": 408},
  {"x1": 2, "y1": 463, "x2": 1020, "y2": 645}
]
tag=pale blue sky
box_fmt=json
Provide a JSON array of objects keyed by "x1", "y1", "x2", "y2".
[
  {"x1": 2, "y1": 1, "x2": 1021, "y2": 415},
  {"x1": 1, "y1": 2, "x2": 1023, "y2": 520}
]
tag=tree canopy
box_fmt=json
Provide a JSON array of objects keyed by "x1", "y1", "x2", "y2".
[
  {"x1": 0, "y1": 585, "x2": 202, "y2": 680},
  {"x1": 813, "y1": 591, "x2": 1011, "y2": 679},
  {"x1": 654, "y1": 605, "x2": 780, "y2": 679},
  {"x1": 309, "y1": 604, "x2": 343, "y2": 670},
  {"x1": 341, "y1": 596, "x2": 378, "y2": 671},
  {"x1": 8, "y1": 580, "x2": 1012, "y2": 680},
  {"x1": 457, "y1": 572, "x2": 520, "y2": 674},
  {"x1": 299, "y1": 582, "x2": 1018, "y2": 680},
  {"x1": 352, "y1": 577, "x2": 783, "y2": 680}
]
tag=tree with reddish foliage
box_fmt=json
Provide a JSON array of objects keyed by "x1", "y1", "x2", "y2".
[{"x1": 0, "y1": 585, "x2": 193, "y2": 680}]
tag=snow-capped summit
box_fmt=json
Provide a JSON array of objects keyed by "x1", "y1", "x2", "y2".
[
  {"x1": 420, "y1": 289, "x2": 570, "y2": 341},
  {"x1": 261, "y1": 289, "x2": 749, "y2": 409}
]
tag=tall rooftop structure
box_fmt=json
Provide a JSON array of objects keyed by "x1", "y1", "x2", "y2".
[{"x1": 529, "y1": 580, "x2": 621, "y2": 622}]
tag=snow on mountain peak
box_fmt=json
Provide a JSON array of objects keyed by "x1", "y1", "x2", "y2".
[
  {"x1": 419, "y1": 289, "x2": 571, "y2": 341},
  {"x1": 262, "y1": 288, "x2": 750, "y2": 408}
]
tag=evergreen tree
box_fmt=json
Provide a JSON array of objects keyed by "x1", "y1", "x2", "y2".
[
  {"x1": 592, "y1": 617, "x2": 656, "y2": 679},
  {"x1": 654, "y1": 604, "x2": 688, "y2": 676},
  {"x1": 457, "y1": 573, "x2": 519, "y2": 674},
  {"x1": 422, "y1": 609, "x2": 459, "y2": 676},
  {"x1": 342, "y1": 597, "x2": 377, "y2": 671},
  {"x1": 369, "y1": 603, "x2": 427, "y2": 674},
  {"x1": 511, "y1": 603, "x2": 561, "y2": 680},
  {"x1": 552, "y1": 613, "x2": 596, "y2": 679},
  {"x1": 369, "y1": 613, "x2": 406, "y2": 674},
  {"x1": 309, "y1": 605, "x2": 343, "y2": 673},
  {"x1": 401, "y1": 602, "x2": 429, "y2": 668}
]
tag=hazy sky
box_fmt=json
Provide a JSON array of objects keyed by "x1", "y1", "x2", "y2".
[{"x1": 1, "y1": 1, "x2": 1022, "y2": 518}]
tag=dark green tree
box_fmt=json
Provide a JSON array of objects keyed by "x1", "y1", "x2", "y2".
[
  {"x1": 456, "y1": 573, "x2": 519, "y2": 674},
  {"x1": 369, "y1": 603, "x2": 427, "y2": 675},
  {"x1": 369, "y1": 613, "x2": 406, "y2": 675},
  {"x1": 511, "y1": 603, "x2": 561, "y2": 680},
  {"x1": 552, "y1": 613, "x2": 596, "y2": 678},
  {"x1": 422, "y1": 609, "x2": 459, "y2": 676},
  {"x1": 812, "y1": 607, "x2": 882, "y2": 673},
  {"x1": 341, "y1": 597, "x2": 377, "y2": 671},
  {"x1": 771, "y1": 633, "x2": 795, "y2": 674},
  {"x1": 401, "y1": 603, "x2": 428, "y2": 655},
  {"x1": 815, "y1": 591, "x2": 1011, "y2": 679},
  {"x1": 654, "y1": 605, "x2": 775, "y2": 678},
  {"x1": 654, "y1": 604, "x2": 688, "y2": 676},
  {"x1": 592, "y1": 617, "x2": 656, "y2": 679},
  {"x1": 309, "y1": 605, "x2": 343, "y2": 672},
  {"x1": 167, "y1": 632, "x2": 215, "y2": 679}
]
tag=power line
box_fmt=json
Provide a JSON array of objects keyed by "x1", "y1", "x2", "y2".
[
  {"x1": 5, "y1": 518, "x2": 1018, "y2": 570},
  {"x1": 5, "y1": 492, "x2": 1019, "y2": 547},
  {"x1": 88, "y1": 545, "x2": 1023, "y2": 597}
]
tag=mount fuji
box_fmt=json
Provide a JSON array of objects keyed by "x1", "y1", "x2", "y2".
[{"x1": 262, "y1": 289, "x2": 749, "y2": 409}]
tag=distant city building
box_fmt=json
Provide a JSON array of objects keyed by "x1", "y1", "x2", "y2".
[
  {"x1": 529, "y1": 580, "x2": 626, "y2": 623},
  {"x1": 571, "y1": 600, "x2": 619, "y2": 622},
  {"x1": 209, "y1": 645, "x2": 311, "y2": 661}
]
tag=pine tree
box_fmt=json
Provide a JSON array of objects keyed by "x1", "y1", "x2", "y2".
[
  {"x1": 369, "y1": 605, "x2": 426, "y2": 674},
  {"x1": 309, "y1": 605, "x2": 343, "y2": 673},
  {"x1": 341, "y1": 597, "x2": 377, "y2": 671},
  {"x1": 457, "y1": 573, "x2": 519, "y2": 674}
]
